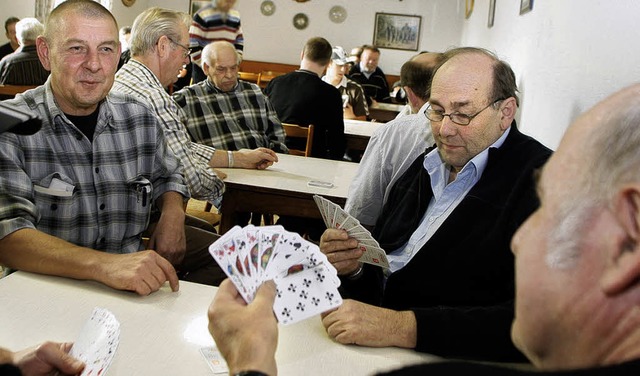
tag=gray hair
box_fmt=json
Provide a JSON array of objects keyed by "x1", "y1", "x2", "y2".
[
  {"x1": 546, "y1": 90, "x2": 640, "y2": 268},
  {"x1": 201, "y1": 41, "x2": 240, "y2": 68},
  {"x1": 130, "y1": 7, "x2": 190, "y2": 57},
  {"x1": 15, "y1": 18, "x2": 43, "y2": 45}
]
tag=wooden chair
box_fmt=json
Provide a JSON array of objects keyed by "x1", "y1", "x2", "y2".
[
  {"x1": 282, "y1": 123, "x2": 314, "y2": 157},
  {"x1": 0, "y1": 84, "x2": 38, "y2": 99},
  {"x1": 238, "y1": 71, "x2": 261, "y2": 84},
  {"x1": 257, "y1": 70, "x2": 286, "y2": 89}
]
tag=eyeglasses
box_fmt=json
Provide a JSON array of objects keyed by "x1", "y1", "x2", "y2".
[
  {"x1": 425, "y1": 100, "x2": 503, "y2": 126},
  {"x1": 167, "y1": 37, "x2": 192, "y2": 58}
]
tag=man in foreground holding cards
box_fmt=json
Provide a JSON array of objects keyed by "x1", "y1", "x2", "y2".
[
  {"x1": 209, "y1": 83, "x2": 640, "y2": 375},
  {"x1": 320, "y1": 47, "x2": 552, "y2": 361},
  {"x1": 0, "y1": 342, "x2": 84, "y2": 376},
  {"x1": 0, "y1": 0, "x2": 183, "y2": 295}
]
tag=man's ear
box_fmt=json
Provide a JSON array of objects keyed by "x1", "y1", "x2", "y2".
[
  {"x1": 601, "y1": 186, "x2": 640, "y2": 295},
  {"x1": 156, "y1": 35, "x2": 170, "y2": 58},
  {"x1": 498, "y1": 97, "x2": 517, "y2": 131},
  {"x1": 36, "y1": 36, "x2": 51, "y2": 71}
]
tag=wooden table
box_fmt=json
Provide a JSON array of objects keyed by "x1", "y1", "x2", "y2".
[
  {"x1": 344, "y1": 119, "x2": 383, "y2": 152},
  {"x1": 0, "y1": 271, "x2": 439, "y2": 375},
  {"x1": 369, "y1": 102, "x2": 405, "y2": 122},
  {"x1": 218, "y1": 153, "x2": 359, "y2": 234}
]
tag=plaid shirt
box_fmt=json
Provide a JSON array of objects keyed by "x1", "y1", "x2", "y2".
[
  {"x1": 0, "y1": 80, "x2": 189, "y2": 253},
  {"x1": 172, "y1": 80, "x2": 288, "y2": 153},
  {"x1": 113, "y1": 59, "x2": 224, "y2": 203}
]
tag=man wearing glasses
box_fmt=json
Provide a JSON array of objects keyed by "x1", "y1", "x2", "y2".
[
  {"x1": 320, "y1": 47, "x2": 551, "y2": 362},
  {"x1": 113, "y1": 8, "x2": 277, "y2": 205}
]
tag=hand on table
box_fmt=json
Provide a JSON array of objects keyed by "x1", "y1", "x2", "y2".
[
  {"x1": 321, "y1": 299, "x2": 417, "y2": 348},
  {"x1": 235, "y1": 148, "x2": 278, "y2": 170},
  {"x1": 13, "y1": 341, "x2": 85, "y2": 376},
  {"x1": 320, "y1": 228, "x2": 363, "y2": 275},
  {"x1": 99, "y1": 250, "x2": 179, "y2": 295},
  {"x1": 208, "y1": 279, "x2": 278, "y2": 376}
]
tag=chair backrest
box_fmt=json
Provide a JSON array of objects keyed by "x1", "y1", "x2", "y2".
[
  {"x1": 282, "y1": 123, "x2": 314, "y2": 157},
  {"x1": 257, "y1": 70, "x2": 286, "y2": 88},
  {"x1": 238, "y1": 71, "x2": 261, "y2": 84},
  {"x1": 0, "y1": 84, "x2": 38, "y2": 99}
]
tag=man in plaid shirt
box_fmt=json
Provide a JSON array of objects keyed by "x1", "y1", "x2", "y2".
[
  {"x1": 173, "y1": 41, "x2": 288, "y2": 153},
  {"x1": 0, "y1": 0, "x2": 205, "y2": 295}
]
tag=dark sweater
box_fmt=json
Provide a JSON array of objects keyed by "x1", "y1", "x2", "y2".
[
  {"x1": 264, "y1": 70, "x2": 345, "y2": 160},
  {"x1": 341, "y1": 124, "x2": 552, "y2": 362}
]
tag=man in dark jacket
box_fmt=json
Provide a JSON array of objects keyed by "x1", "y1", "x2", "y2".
[{"x1": 319, "y1": 47, "x2": 551, "y2": 362}]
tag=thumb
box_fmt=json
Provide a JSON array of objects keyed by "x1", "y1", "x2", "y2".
[{"x1": 252, "y1": 280, "x2": 277, "y2": 308}]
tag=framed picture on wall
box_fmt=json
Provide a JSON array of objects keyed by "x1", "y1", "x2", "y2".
[
  {"x1": 520, "y1": 0, "x2": 533, "y2": 15},
  {"x1": 373, "y1": 13, "x2": 421, "y2": 51},
  {"x1": 190, "y1": 0, "x2": 209, "y2": 16}
]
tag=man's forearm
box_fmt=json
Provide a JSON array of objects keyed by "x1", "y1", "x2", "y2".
[
  {"x1": 0, "y1": 228, "x2": 115, "y2": 283},
  {"x1": 210, "y1": 149, "x2": 232, "y2": 168}
]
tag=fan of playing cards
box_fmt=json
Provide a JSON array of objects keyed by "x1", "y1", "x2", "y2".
[
  {"x1": 313, "y1": 195, "x2": 390, "y2": 268},
  {"x1": 209, "y1": 224, "x2": 343, "y2": 325}
]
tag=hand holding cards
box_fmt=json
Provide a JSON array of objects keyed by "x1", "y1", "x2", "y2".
[
  {"x1": 208, "y1": 225, "x2": 343, "y2": 325},
  {"x1": 70, "y1": 307, "x2": 120, "y2": 376},
  {"x1": 313, "y1": 195, "x2": 390, "y2": 268}
]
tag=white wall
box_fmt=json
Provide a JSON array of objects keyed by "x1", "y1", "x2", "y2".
[
  {"x1": 460, "y1": 0, "x2": 640, "y2": 149},
  {"x1": 5, "y1": 0, "x2": 640, "y2": 149}
]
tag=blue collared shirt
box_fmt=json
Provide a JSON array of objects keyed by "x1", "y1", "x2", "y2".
[{"x1": 387, "y1": 127, "x2": 512, "y2": 273}]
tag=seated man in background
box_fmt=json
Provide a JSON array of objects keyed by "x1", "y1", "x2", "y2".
[
  {"x1": 208, "y1": 82, "x2": 640, "y2": 376},
  {"x1": 322, "y1": 46, "x2": 368, "y2": 121},
  {"x1": 345, "y1": 52, "x2": 441, "y2": 228},
  {"x1": 348, "y1": 45, "x2": 390, "y2": 105},
  {"x1": 0, "y1": 18, "x2": 49, "y2": 85},
  {"x1": 173, "y1": 41, "x2": 288, "y2": 153},
  {"x1": 113, "y1": 7, "x2": 277, "y2": 208},
  {"x1": 320, "y1": 47, "x2": 552, "y2": 362},
  {"x1": 0, "y1": 17, "x2": 19, "y2": 60},
  {"x1": 264, "y1": 37, "x2": 345, "y2": 160},
  {"x1": 0, "y1": 0, "x2": 186, "y2": 295}
]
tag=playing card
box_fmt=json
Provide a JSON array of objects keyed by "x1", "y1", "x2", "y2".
[
  {"x1": 200, "y1": 346, "x2": 228, "y2": 374},
  {"x1": 273, "y1": 264, "x2": 343, "y2": 325},
  {"x1": 70, "y1": 307, "x2": 120, "y2": 376},
  {"x1": 312, "y1": 195, "x2": 389, "y2": 268},
  {"x1": 209, "y1": 225, "x2": 343, "y2": 325}
]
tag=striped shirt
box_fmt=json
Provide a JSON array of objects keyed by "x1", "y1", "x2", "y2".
[
  {"x1": 113, "y1": 59, "x2": 225, "y2": 203},
  {"x1": 172, "y1": 79, "x2": 288, "y2": 152},
  {"x1": 189, "y1": 6, "x2": 243, "y2": 68},
  {"x1": 0, "y1": 80, "x2": 189, "y2": 254},
  {"x1": 0, "y1": 45, "x2": 49, "y2": 85}
]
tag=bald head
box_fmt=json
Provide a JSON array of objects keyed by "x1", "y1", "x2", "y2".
[{"x1": 44, "y1": 0, "x2": 117, "y2": 44}]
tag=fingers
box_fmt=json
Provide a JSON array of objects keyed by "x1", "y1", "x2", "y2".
[
  {"x1": 36, "y1": 341, "x2": 85, "y2": 374},
  {"x1": 252, "y1": 280, "x2": 277, "y2": 313},
  {"x1": 157, "y1": 255, "x2": 180, "y2": 292}
]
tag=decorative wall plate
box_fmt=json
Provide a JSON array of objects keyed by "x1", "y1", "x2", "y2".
[
  {"x1": 293, "y1": 13, "x2": 309, "y2": 30},
  {"x1": 329, "y1": 5, "x2": 347, "y2": 23},
  {"x1": 260, "y1": 1, "x2": 276, "y2": 16}
]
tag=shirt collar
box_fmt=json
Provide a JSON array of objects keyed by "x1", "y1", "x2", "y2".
[
  {"x1": 424, "y1": 125, "x2": 512, "y2": 182},
  {"x1": 205, "y1": 78, "x2": 239, "y2": 93},
  {"x1": 321, "y1": 75, "x2": 347, "y2": 88}
]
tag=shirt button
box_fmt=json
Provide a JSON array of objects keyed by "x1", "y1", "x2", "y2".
[
  {"x1": 94, "y1": 167, "x2": 99, "y2": 173},
  {"x1": 98, "y1": 238, "x2": 105, "y2": 244},
  {"x1": 50, "y1": 203, "x2": 57, "y2": 210},
  {"x1": 76, "y1": 135, "x2": 82, "y2": 141},
  {"x1": 428, "y1": 217, "x2": 435, "y2": 222},
  {"x1": 99, "y1": 203, "x2": 105, "y2": 210}
]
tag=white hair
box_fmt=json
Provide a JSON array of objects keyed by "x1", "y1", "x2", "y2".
[{"x1": 15, "y1": 18, "x2": 43, "y2": 45}]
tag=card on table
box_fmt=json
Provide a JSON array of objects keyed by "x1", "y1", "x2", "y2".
[
  {"x1": 209, "y1": 225, "x2": 343, "y2": 325},
  {"x1": 313, "y1": 195, "x2": 390, "y2": 269},
  {"x1": 70, "y1": 307, "x2": 120, "y2": 376}
]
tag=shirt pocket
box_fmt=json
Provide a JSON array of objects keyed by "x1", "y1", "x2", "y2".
[{"x1": 32, "y1": 172, "x2": 77, "y2": 225}]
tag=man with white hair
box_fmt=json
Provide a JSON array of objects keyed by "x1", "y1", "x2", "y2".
[
  {"x1": 0, "y1": 17, "x2": 49, "y2": 85},
  {"x1": 173, "y1": 41, "x2": 287, "y2": 153}
]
